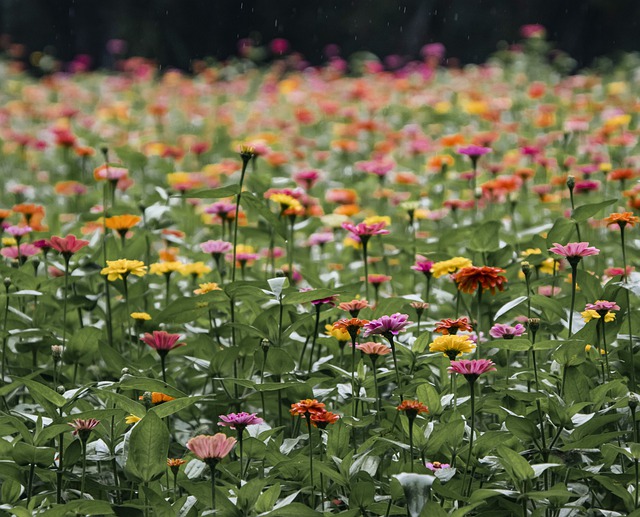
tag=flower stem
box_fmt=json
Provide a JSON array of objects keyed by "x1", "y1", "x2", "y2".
[
  {"x1": 27, "y1": 463, "x2": 35, "y2": 504},
  {"x1": 362, "y1": 240, "x2": 370, "y2": 301},
  {"x1": 231, "y1": 162, "x2": 249, "y2": 283},
  {"x1": 464, "y1": 381, "x2": 476, "y2": 497},
  {"x1": 568, "y1": 263, "x2": 578, "y2": 337},
  {"x1": 307, "y1": 305, "x2": 321, "y2": 373},
  {"x1": 600, "y1": 317, "x2": 610, "y2": 381},
  {"x1": 351, "y1": 337, "x2": 357, "y2": 417},
  {"x1": 621, "y1": 227, "x2": 636, "y2": 391},
  {"x1": 210, "y1": 462, "x2": 217, "y2": 512},
  {"x1": 62, "y1": 256, "x2": 70, "y2": 347},
  {"x1": 160, "y1": 353, "x2": 167, "y2": 383},
  {"x1": 371, "y1": 358, "x2": 381, "y2": 424},
  {"x1": 305, "y1": 415, "x2": 315, "y2": 508},
  {"x1": 408, "y1": 419, "x2": 415, "y2": 472},
  {"x1": 80, "y1": 439, "x2": 87, "y2": 498}
]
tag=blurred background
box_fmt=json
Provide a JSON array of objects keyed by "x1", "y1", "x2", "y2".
[{"x1": 0, "y1": 0, "x2": 639, "y2": 71}]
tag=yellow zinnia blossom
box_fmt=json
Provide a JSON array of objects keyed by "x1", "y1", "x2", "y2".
[
  {"x1": 521, "y1": 248, "x2": 542, "y2": 258},
  {"x1": 131, "y1": 312, "x2": 152, "y2": 321},
  {"x1": 125, "y1": 415, "x2": 142, "y2": 425},
  {"x1": 149, "y1": 261, "x2": 184, "y2": 276},
  {"x1": 180, "y1": 262, "x2": 212, "y2": 278},
  {"x1": 194, "y1": 282, "x2": 221, "y2": 295},
  {"x1": 429, "y1": 335, "x2": 476, "y2": 360},
  {"x1": 269, "y1": 193, "x2": 303, "y2": 212},
  {"x1": 325, "y1": 324, "x2": 350, "y2": 342},
  {"x1": 363, "y1": 215, "x2": 392, "y2": 227},
  {"x1": 539, "y1": 258, "x2": 555, "y2": 275},
  {"x1": 432, "y1": 257, "x2": 473, "y2": 279},
  {"x1": 101, "y1": 259, "x2": 147, "y2": 281},
  {"x1": 581, "y1": 310, "x2": 615, "y2": 323}
]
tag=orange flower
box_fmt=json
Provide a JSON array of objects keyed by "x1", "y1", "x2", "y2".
[
  {"x1": 139, "y1": 392, "x2": 176, "y2": 405},
  {"x1": 434, "y1": 317, "x2": 473, "y2": 335},
  {"x1": 440, "y1": 134, "x2": 466, "y2": 147},
  {"x1": 167, "y1": 458, "x2": 186, "y2": 469},
  {"x1": 333, "y1": 318, "x2": 369, "y2": 342},
  {"x1": 452, "y1": 266, "x2": 507, "y2": 294},
  {"x1": 605, "y1": 212, "x2": 640, "y2": 228},
  {"x1": 12, "y1": 203, "x2": 44, "y2": 224},
  {"x1": 397, "y1": 400, "x2": 429, "y2": 419},
  {"x1": 105, "y1": 214, "x2": 142, "y2": 235},
  {"x1": 310, "y1": 411, "x2": 340, "y2": 429},
  {"x1": 290, "y1": 399, "x2": 326, "y2": 417}
]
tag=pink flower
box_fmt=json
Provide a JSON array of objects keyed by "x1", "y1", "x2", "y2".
[
  {"x1": 187, "y1": 433, "x2": 237, "y2": 462},
  {"x1": 538, "y1": 285, "x2": 562, "y2": 297},
  {"x1": 1, "y1": 244, "x2": 40, "y2": 261},
  {"x1": 141, "y1": 331, "x2": 186, "y2": 355},
  {"x1": 50, "y1": 235, "x2": 90, "y2": 258},
  {"x1": 200, "y1": 240, "x2": 233, "y2": 255},
  {"x1": 356, "y1": 341, "x2": 392, "y2": 356},
  {"x1": 363, "y1": 313, "x2": 410, "y2": 339},
  {"x1": 5, "y1": 225, "x2": 32, "y2": 238},
  {"x1": 449, "y1": 359, "x2": 496, "y2": 382},
  {"x1": 585, "y1": 300, "x2": 620, "y2": 313},
  {"x1": 549, "y1": 242, "x2": 600, "y2": 266},
  {"x1": 489, "y1": 323, "x2": 526, "y2": 339},
  {"x1": 218, "y1": 412, "x2": 264, "y2": 430},
  {"x1": 411, "y1": 255, "x2": 434, "y2": 275},
  {"x1": 425, "y1": 461, "x2": 451, "y2": 471},
  {"x1": 69, "y1": 418, "x2": 100, "y2": 440},
  {"x1": 342, "y1": 221, "x2": 389, "y2": 238},
  {"x1": 457, "y1": 145, "x2": 492, "y2": 158}
]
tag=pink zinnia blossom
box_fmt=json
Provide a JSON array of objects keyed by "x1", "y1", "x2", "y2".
[
  {"x1": 50, "y1": 235, "x2": 90, "y2": 258},
  {"x1": 412, "y1": 255, "x2": 434, "y2": 275},
  {"x1": 1, "y1": 244, "x2": 40, "y2": 261},
  {"x1": 141, "y1": 331, "x2": 185, "y2": 354},
  {"x1": 549, "y1": 242, "x2": 600, "y2": 262},
  {"x1": 69, "y1": 418, "x2": 100, "y2": 439},
  {"x1": 425, "y1": 461, "x2": 451, "y2": 471},
  {"x1": 585, "y1": 300, "x2": 620, "y2": 313},
  {"x1": 457, "y1": 145, "x2": 492, "y2": 158},
  {"x1": 219, "y1": 412, "x2": 264, "y2": 430},
  {"x1": 200, "y1": 240, "x2": 233, "y2": 255},
  {"x1": 538, "y1": 285, "x2": 562, "y2": 297},
  {"x1": 449, "y1": 359, "x2": 496, "y2": 382},
  {"x1": 341, "y1": 221, "x2": 389, "y2": 239},
  {"x1": 187, "y1": 433, "x2": 237, "y2": 462},
  {"x1": 489, "y1": 323, "x2": 526, "y2": 339},
  {"x1": 307, "y1": 232, "x2": 334, "y2": 247},
  {"x1": 363, "y1": 313, "x2": 410, "y2": 338},
  {"x1": 6, "y1": 225, "x2": 32, "y2": 238}
]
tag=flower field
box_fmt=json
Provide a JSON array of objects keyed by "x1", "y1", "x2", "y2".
[{"x1": 2, "y1": 32, "x2": 640, "y2": 516}]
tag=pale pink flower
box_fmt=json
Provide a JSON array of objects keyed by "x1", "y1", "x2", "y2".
[
  {"x1": 186, "y1": 433, "x2": 237, "y2": 461},
  {"x1": 449, "y1": 359, "x2": 496, "y2": 382}
]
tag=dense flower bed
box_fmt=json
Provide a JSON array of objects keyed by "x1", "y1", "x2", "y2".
[{"x1": 1, "y1": 31, "x2": 640, "y2": 516}]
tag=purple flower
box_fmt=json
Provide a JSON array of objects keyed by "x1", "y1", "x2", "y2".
[
  {"x1": 200, "y1": 240, "x2": 233, "y2": 255},
  {"x1": 457, "y1": 145, "x2": 492, "y2": 158},
  {"x1": 425, "y1": 461, "x2": 451, "y2": 472},
  {"x1": 5, "y1": 225, "x2": 32, "y2": 238},
  {"x1": 341, "y1": 221, "x2": 389, "y2": 238},
  {"x1": 585, "y1": 300, "x2": 620, "y2": 316},
  {"x1": 219, "y1": 412, "x2": 264, "y2": 431},
  {"x1": 449, "y1": 359, "x2": 496, "y2": 383},
  {"x1": 489, "y1": 323, "x2": 526, "y2": 339},
  {"x1": 363, "y1": 313, "x2": 410, "y2": 339},
  {"x1": 411, "y1": 255, "x2": 434, "y2": 275}
]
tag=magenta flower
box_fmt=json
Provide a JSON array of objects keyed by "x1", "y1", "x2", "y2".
[
  {"x1": 411, "y1": 255, "x2": 434, "y2": 275},
  {"x1": 186, "y1": 433, "x2": 237, "y2": 462},
  {"x1": 426, "y1": 461, "x2": 451, "y2": 472},
  {"x1": 549, "y1": 242, "x2": 600, "y2": 259},
  {"x1": 585, "y1": 300, "x2": 620, "y2": 312},
  {"x1": 449, "y1": 359, "x2": 496, "y2": 383},
  {"x1": 50, "y1": 235, "x2": 90, "y2": 258},
  {"x1": 341, "y1": 221, "x2": 390, "y2": 240},
  {"x1": 200, "y1": 240, "x2": 233, "y2": 255},
  {"x1": 457, "y1": 145, "x2": 492, "y2": 158},
  {"x1": 219, "y1": 412, "x2": 264, "y2": 431},
  {"x1": 363, "y1": 313, "x2": 410, "y2": 339},
  {"x1": 489, "y1": 323, "x2": 526, "y2": 339},
  {"x1": 141, "y1": 331, "x2": 186, "y2": 354}
]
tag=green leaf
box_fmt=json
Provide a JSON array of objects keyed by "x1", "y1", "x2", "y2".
[
  {"x1": 64, "y1": 326, "x2": 102, "y2": 363},
  {"x1": 255, "y1": 484, "x2": 282, "y2": 514},
  {"x1": 181, "y1": 185, "x2": 240, "y2": 198},
  {"x1": 1, "y1": 478, "x2": 22, "y2": 504},
  {"x1": 545, "y1": 218, "x2": 575, "y2": 248},
  {"x1": 18, "y1": 377, "x2": 67, "y2": 415},
  {"x1": 12, "y1": 442, "x2": 56, "y2": 467},
  {"x1": 571, "y1": 199, "x2": 616, "y2": 223},
  {"x1": 350, "y1": 481, "x2": 376, "y2": 509},
  {"x1": 119, "y1": 376, "x2": 187, "y2": 398},
  {"x1": 530, "y1": 294, "x2": 566, "y2": 320},
  {"x1": 488, "y1": 338, "x2": 532, "y2": 351},
  {"x1": 494, "y1": 296, "x2": 528, "y2": 320},
  {"x1": 95, "y1": 389, "x2": 146, "y2": 418},
  {"x1": 155, "y1": 291, "x2": 228, "y2": 324},
  {"x1": 468, "y1": 488, "x2": 519, "y2": 503},
  {"x1": 142, "y1": 485, "x2": 174, "y2": 517},
  {"x1": 497, "y1": 446, "x2": 534, "y2": 482},
  {"x1": 125, "y1": 411, "x2": 170, "y2": 483},
  {"x1": 150, "y1": 395, "x2": 205, "y2": 418},
  {"x1": 469, "y1": 221, "x2": 501, "y2": 252},
  {"x1": 505, "y1": 415, "x2": 540, "y2": 443},
  {"x1": 40, "y1": 500, "x2": 116, "y2": 516},
  {"x1": 267, "y1": 502, "x2": 322, "y2": 517},
  {"x1": 594, "y1": 475, "x2": 635, "y2": 511},
  {"x1": 241, "y1": 192, "x2": 288, "y2": 239},
  {"x1": 416, "y1": 383, "x2": 442, "y2": 416},
  {"x1": 282, "y1": 288, "x2": 341, "y2": 306}
]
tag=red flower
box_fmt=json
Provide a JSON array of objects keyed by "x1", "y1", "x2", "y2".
[
  {"x1": 451, "y1": 266, "x2": 507, "y2": 294},
  {"x1": 49, "y1": 235, "x2": 90, "y2": 258}
]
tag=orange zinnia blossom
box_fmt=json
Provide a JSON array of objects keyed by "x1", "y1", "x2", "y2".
[
  {"x1": 105, "y1": 214, "x2": 142, "y2": 233},
  {"x1": 290, "y1": 399, "x2": 326, "y2": 417},
  {"x1": 605, "y1": 212, "x2": 640, "y2": 228},
  {"x1": 452, "y1": 266, "x2": 507, "y2": 294},
  {"x1": 435, "y1": 317, "x2": 473, "y2": 335},
  {"x1": 397, "y1": 400, "x2": 429, "y2": 419}
]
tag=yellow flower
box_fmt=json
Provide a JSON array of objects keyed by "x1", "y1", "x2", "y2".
[
  {"x1": 131, "y1": 312, "x2": 152, "y2": 321},
  {"x1": 101, "y1": 259, "x2": 147, "y2": 281},
  {"x1": 194, "y1": 282, "x2": 221, "y2": 295},
  {"x1": 520, "y1": 248, "x2": 541, "y2": 258},
  {"x1": 125, "y1": 415, "x2": 142, "y2": 425},
  {"x1": 180, "y1": 262, "x2": 212, "y2": 278},
  {"x1": 363, "y1": 215, "x2": 392, "y2": 227},
  {"x1": 581, "y1": 310, "x2": 615, "y2": 323},
  {"x1": 269, "y1": 193, "x2": 303, "y2": 212},
  {"x1": 325, "y1": 324, "x2": 350, "y2": 342},
  {"x1": 429, "y1": 335, "x2": 476, "y2": 360},
  {"x1": 539, "y1": 258, "x2": 556, "y2": 275},
  {"x1": 432, "y1": 257, "x2": 473, "y2": 279},
  {"x1": 149, "y1": 261, "x2": 184, "y2": 276},
  {"x1": 2, "y1": 237, "x2": 17, "y2": 246}
]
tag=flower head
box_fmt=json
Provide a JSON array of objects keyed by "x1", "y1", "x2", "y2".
[
  {"x1": 69, "y1": 418, "x2": 100, "y2": 441},
  {"x1": 429, "y1": 335, "x2": 476, "y2": 360},
  {"x1": 187, "y1": 433, "x2": 237, "y2": 464},
  {"x1": 194, "y1": 282, "x2": 221, "y2": 295},
  {"x1": 363, "y1": 313, "x2": 410, "y2": 340},
  {"x1": 218, "y1": 412, "x2": 264, "y2": 431},
  {"x1": 412, "y1": 256, "x2": 434, "y2": 275},
  {"x1": 452, "y1": 266, "x2": 507, "y2": 294},
  {"x1": 435, "y1": 317, "x2": 473, "y2": 335},
  {"x1": 426, "y1": 461, "x2": 451, "y2": 472},
  {"x1": 341, "y1": 221, "x2": 389, "y2": 243},
  {"x1": 131, "y1": 312, "x2": 152, "y2": 321},
  {"x1": 290, "y1": 399, "x2": 326, "y2": 417},
  {"x1": 310, "y1": 411, "x2": 340, "y2": 429},
  {"x1": 397, "y1": 400, "x2": 429, "y2": 420},
  {"x1": 449, "y1": 359, "x2": 496, "y2": 383},
  {"x1": 457, "y1": 145, "x2": 492, "y2": 158},
  {"x1": 605, "y1": 212, "x2": 640, "y2": 228},
  {"x1": 105, "y1": 215, "x2": 142, "y2": 235},
  {"x1": 49, "y1": 235, "x2": 90, "y2": 258},
  {"x1": 581, "y1": 309, "x2": 616, "y2": 323},
  {"x1": 489, "y1": 323, "x2": 526, "y2": 339},
  {"x1": 585, "y1": 300, "x2": 620, "y2": 313},
  {"x1": 200, "y1": 240, "x2": 233, "y2": 255},
  {"x1": 356, "y1": 341, "x2": 392, "y2": 357},
  {"x1": 549, "y1": 242, "x2": 600, "y2": 266},
  {"x1": 338, "y1": 299, "x2": 370, "y2": 317},
  {"x1": 431, "y1": 257, "x2": 473, "y2": 278},
  {"x1": 333, "y1": 318, "x2": 369, "y2": 342},
  {"x1": 101, "y1": 259, "x2": 147, "y2": 281},
  {"x1": 141, "y1": 331, "x2": 185, "y2": 355}
]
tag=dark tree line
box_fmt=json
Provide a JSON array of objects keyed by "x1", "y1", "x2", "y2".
[{"x1": 0, "y1": 0, "x2": 638, "y2": 70}]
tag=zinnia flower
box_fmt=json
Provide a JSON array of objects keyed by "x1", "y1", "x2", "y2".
[
  {"x1": 333, "y1": 318, "x2": 369, "y2": 342},
  {"x1": 338, "y1": 299, "x2": 370, "y2": 317},
  {"x1": 141, "y1": 331, "x2": 185, "y2": 354},
  {"x1": 69, "y1": 418, "x2": 100, "y2": 441},
  {"x1": 489, "y1": 323, "x2": 526, "y2": 339},
  {"x1": 341, "y1": 221, "x2": 389, "y2": 243},
  {"x1": 187, "y1": 434, "x2": 237, "y2": 464},
  {"x1": 105, "y1": 214, "x2": 142, "y2": 236},
  {"x1": 431, "y1": 257, "x2": 473, "y2": 278},
  {"x1": 605, "y1": 212, "x2": 640, "y2": 228},
  {"x1": 448, "y1": 359, "x2": 496, "y2": 383},
  {"x1": 310, "y1": 411, "x2": 340, "y2": 429},
  {"x1": 101, "y1": 259, "x2": 147, "y2": 281},
  {"x1": 581, "y1": 310, "x2": 616, "y2": 323},
  {"x1": 412, "y1": 256, "x2": 434, "y2": 275},
  {"x1": 218, "y1": 412, "x2": 264, "y2": 431},
  {"x1": 397, "y1": 400, "x2": 429, "y2": 420},
  {"x1": 49, "y1": 235, "x2": 89, "y2": 258},
  {"x1": 548, "y1": 242, "x2": 600, "y2": 267},
  {"x1": 363, "y1": 313, "x2": 410, "y2": 339},
  {"x1": 426, "y1": 461, "x2": 451, "y2": 472},
  {"x1": 434, "y1": 317, "x2": 473, "y2": 335},
  {"x1": 290, "y1": 399, "x2": 326, "y2": 417},
  {"x1": 452, "y1": 266, "x2": 507, "y2": 294},
  {"x1": 429, "y1": 335, "x2": 476, "y2": 360},
  {"x1": 356, "y1": 341, "x2": 392, "y2": 357}
]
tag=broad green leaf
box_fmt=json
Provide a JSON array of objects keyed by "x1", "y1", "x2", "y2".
[
  {"x1": 255, "y1": 484, "x2": 282, "y2": 514},
  {"x1": 497, "y1": 446, "x2": 534, "y2": 482},
  {"x1": 150, "y1": 395, "x2": 205, "y2": 418},
  {"x1": 488, "y1": 338, "x2": 532, "y2": 351},
  {"x1": 571, "y1": 199, "x2": 616, "y2": 223},
  {"x1": 126, "y1": 411, "x2": 170, "y2": 483},
  {"x1": 182, "y1": 185, "x2": 240, "y2": 198},
  {"x1": 40, "y1": 500, "x2": 116, "y2": 516},
  {"x1": 494, "y1": 296, "x2": 528, "y2": 320},
  {"x1": 119, "y1": 376, "x2": 187, "y2": 398},
  {"x1": 94, "y1": 389, "x2": 146, "y2": 418},
  {"x1": 12, "y1": 442, "x2": 56, "y2": 467},
  {"x1": 416, "y1": 383, "x2": 442, "y2": 416}
]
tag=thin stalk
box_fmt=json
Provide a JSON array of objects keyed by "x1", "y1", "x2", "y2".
[
  {"x1": 165, "y1": 273, "x2": 171, "y2": 307},
  {"x1": 351, "y1": 337, "x2": 358, "y2": 416},
  {"x1": 371, "y1": 358, "x2": 381, "y2": 424},
  {"x1": 600, "y1": 317, "x2": 610, "y2": 381},
  {"x1": 463, "y1": 381, "x2": 476, "y2": 497},
  {"x1": 160, "y1": 353, "x2": 167, "y2": 383},
  {"x1": 231, "y1": 161, "x2": 249, "y2": 282},
  {"x1": 62, "y1": 256, "x2": 70, "y2": 347},
  {"x1": 306, "y1": 414, "x2": 315, "y2": 508},
  {"x1": 27, "y1": 463, "x2": 35, "y2": 504},
  {"x1": 387, "y1": 335, "x2": 401, "y2": 390},
  {"x1": 1, "y1": 283, "x2": 10, "y2": 382},
  {"x1": 568, "y1": 263, "x2": 578, "y2": 337},
  {"x1": 80, "y1": 439, "x2": 88, "y2": 498},
  {"x1": 307, "y1": 305, "x2": 321, "y2": 372},
  {"x1": 475, "y1": 288, "x2": 483, "y2": 358},
  {"x1": 621, "y1": 226, "x2": 636, "y2": 391},
  {"x1": 362, "y1": 240, "x2": 370, "y2": 301},
  {"x1": 123, "y1": 277, "x2": 133, "y2": 348},
  {"x1": 210, "y1": 462, "x2": 218, "y2": 512},
  {"x1": 408, "y1": 419, "x2": 415, "y2": 472}
]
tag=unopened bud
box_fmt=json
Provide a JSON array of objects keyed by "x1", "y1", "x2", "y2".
[
  {"x1": 51, "y1": 345, "x2": 63, "y2": 362},
  {"x1": 566, "y1": 175, "x2": 575, "y2": 190},
  {"x1": 528, "y1": 318, "x2": 541, "y2": 333}
]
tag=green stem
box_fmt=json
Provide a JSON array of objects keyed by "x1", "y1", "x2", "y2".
[
  {"x1": 408, "y1": 419, "x2": 415, "y2": 472},
  {"x1": 464, "y1": 381, "x2": 476, "y2": 497},
  {"x1": 80, "y1": 439, "x2": 87, "y2": 498},
  {"x1": 362, "y1": 240, "x2": 370, "y2": 301},
  {"x1": 210, "y1": 462, "x2": 217, "y2": 512},
  {"x1": 621, "y1": 227, "x2": 636, "y2": 391},
  {"x1": 307, "y1": 305, "x2": 321, "y2": 372},
  {"x1": 371, "y1": 358, "x2": 381, "y2": 424},
  {"x1": 231, "y1": 162, "x2": 249, "y2": 283},
  {"x1": 600, "y1": 317, "x2": 610, "y2": 381},
  {"x1": 160, "y1": 353, "x2": 167, "y2": 383},
  {"x1": 27, "y1": 463, "x2": 35, "y2": 504},
  {"x1": 568, "y1": 264, "x2": 578, "y2": 337},
  {"x1": 306, "y1": 415, "x2": 315, "y2": 508},
  {"x1": 62, "y1": 257, "x2": 70, "y2": 347}
]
